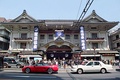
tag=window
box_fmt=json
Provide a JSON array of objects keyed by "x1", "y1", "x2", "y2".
[
  {"x1": 94, "y1": 62, "x2": 100, "y2": 66},
  {"x1": 86, "y1": 62, "x2": 93, "y2": 66},
  {"x1": 40, "y1": 35, "x2": 45, "y2": 39},
  {"x1": 37, "y1": 63, "x2": 43, "y2": 66},
  {"x1": 48, "y1": 35, "x2": 53, "y2": 39},
  {"x1": 20, "y1": 43, "x2": 26, "y2": 49},
  {"x1": 65, "y1": 35, "x2": 70, "y2": 39},
  {"x1": 92, "y1": 43, "x2": 98, "y2": 48},
  {"x1": 117, "y1": 43, "x2": 120, "y2": 47},
  {"x1": 21, "y1": 27, "x2": 28, "y2": 29},
  {"x1": 74, "y1": 35, "x2": 78, "y2": 39},
  {"x1": 116, "y1": 35, "x2": 119, "y2": 39},
  {"x1": 91, "y1": 27, "x2": 97, "y2": 29},
  {"x1": 91, "y1": 33, "x2": 97, "y2": 38},
  {"x1": 21, "y1": 33, "x2": 27, "y2": 38}
]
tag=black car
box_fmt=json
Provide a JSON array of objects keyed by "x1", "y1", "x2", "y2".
[{"x1": 3, "y1": 57, "x2": 24, "y2": 68}]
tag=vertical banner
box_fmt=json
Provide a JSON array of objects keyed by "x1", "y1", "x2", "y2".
[
  {"x1": 80, "y1": 26, "x2": 86, "y2": 50},
  {"x1": 33, "y1": 26, "x2": 39, "y2": 51}
]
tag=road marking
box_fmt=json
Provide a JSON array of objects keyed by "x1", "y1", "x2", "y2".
[
  {"x1": 13, "y1": 76, "x2": 30, "y2": 78},
  {"x1": 13, "y1": 76, "x2": 57, "y2": 78}
]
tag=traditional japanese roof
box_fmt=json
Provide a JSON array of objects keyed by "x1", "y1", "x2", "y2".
[
  {"x1": 82, "y1": 10, "x2": 107, "y2": 22},
  {"x1": 10, "y1": 10, "x2": 38, "y2": 22},
  {"x1": 0, "y1": 17, "x2": 7, "y2": 22}
]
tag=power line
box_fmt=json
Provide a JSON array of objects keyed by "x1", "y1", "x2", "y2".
[
  {"x1": 76, "y1": 0, "x2": 83, "y2": 19},
  {"x1": 75, "y1": 0, "x2": 94, "y2": 27}
]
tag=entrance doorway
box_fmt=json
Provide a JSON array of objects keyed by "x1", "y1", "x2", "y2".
[{"x1": 46, "y1": 45, "x2": 72, "y2": 60}]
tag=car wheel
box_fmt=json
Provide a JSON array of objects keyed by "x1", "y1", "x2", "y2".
[
  {"x1": 25, "y1": 68, "x2": 31, "y2": 73},
  {"x1": 100, "y1": 68, "x2": 106, "y2": 74},
  {"x1": 16, "y1": 65, "x2": 20, "y2": 68},
  {"x1": 47, "y1": 68, "x2": 53, "y2": 74},
  {"x1": 77, "y1": 68, "x2": 83, "y2": 74},
  {"x1": 4, "y1": 63, "x2": 8, "y2": 68}
]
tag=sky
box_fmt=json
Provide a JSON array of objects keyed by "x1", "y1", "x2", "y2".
[{"x1": 0, "y1": 0, "x2": 120, "y2": 30}]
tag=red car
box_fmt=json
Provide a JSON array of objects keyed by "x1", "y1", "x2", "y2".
[{"x1": 22, "y1": 63, "x2": 58, "y2": 74}]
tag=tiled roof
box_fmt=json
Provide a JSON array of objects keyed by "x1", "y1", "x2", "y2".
[{"x1": 0, "y1": 17, "x2": 7, "y2": 22}]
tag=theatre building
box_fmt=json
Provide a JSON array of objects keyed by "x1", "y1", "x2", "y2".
[{"x1": 1, "y1": 10, "x2": 119, "y2": 61}]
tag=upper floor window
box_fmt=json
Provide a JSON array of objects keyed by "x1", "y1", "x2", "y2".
[
  {"x1": 65, "y1": 35, "x2": 70, "y2": 39},
  {"x1": 21, "y1": 27, "x2": 28, "y2": 29},
  {"x1": 91, "y1": 33, "x2": 97, "y2": 38},
  {"x1": 117, "y1": 43, "x2": 120, "y2": 47},
  {"x1": 74, "y1": 35, "x2": 78, "y2": 39},
  {"x1": 49, "y1": 35, "x2": 53, "y2": 39},
  {"x1": 40, "y1": 35, "x2": 45, "y2": 39},
  {"x1": 91, "y1": 27, "x2": 97, "y2": 29},
  {"x1": 21, "y1": 33, "x2": 27, "y2": 38},
  {"x1": 20, "y1": 43, "x2": 26, "y2": 49},
  {"x1": 116, "y1": 35, "x2": 119, "y2": 39},
  {"x1": 92, "y1": 43, "x2": 98, "y2": 48}
]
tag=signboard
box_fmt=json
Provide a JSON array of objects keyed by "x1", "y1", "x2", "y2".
[
  {"x1": 33, "y1": 26, "x2": 39, "y2": 51},
  {"x1": 54, "y1": 30, "x2": 64, "y2": 40},
  {"x1": 80, "y1": 26, "x2": 86, "y2": 50}
]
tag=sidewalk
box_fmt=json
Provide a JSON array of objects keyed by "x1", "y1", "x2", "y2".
[
  {"x1": 58, "y1": 66, "x2": 71, "y2": 72},
  {"x1": 113, "y1": 66, "x2": 120, "y2": 72}
]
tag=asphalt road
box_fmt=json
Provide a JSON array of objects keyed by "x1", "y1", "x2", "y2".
[{"x1": 0, "y1": 67, "x2": 120, "y2": 80}]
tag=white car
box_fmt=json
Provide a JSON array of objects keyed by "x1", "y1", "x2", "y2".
[{"x1": 71, "y1": 61, "x2": 113, "y2": 74}]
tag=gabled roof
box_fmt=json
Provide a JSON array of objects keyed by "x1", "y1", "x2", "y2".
[
  {"x1": 0, "y1": 17, "x2": 7, "y2": 22},
  {"x1": 10, "y1": 10, "x2": 38, "y2": 22},
  {"x1": 83, "y1": 10, "x2": 107, "y2": 22}
]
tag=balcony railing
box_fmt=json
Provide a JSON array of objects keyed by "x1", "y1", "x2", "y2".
[
  {"x1": 113, "y1": 38, "x2": 120, "y2": 42},
  {"x1": 14, "y1": 38, "x2": 32, "y2": 42},
  {"x1": 113, "y1": 46, "x2": 120, "y2": 50},
  {"x1": 86, "y1": 38, "x2": 104, "y2": 42}
]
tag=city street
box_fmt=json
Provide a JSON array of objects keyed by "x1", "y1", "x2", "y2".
[{"x1": 0, "y1": 66, "x2": 120, "y2": 80}]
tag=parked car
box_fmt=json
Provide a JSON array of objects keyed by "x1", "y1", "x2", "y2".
[
  {"x1": 71, "y1": 61, "x2": 113, "y2": 74},
  {"x1": 3, "y1": 57, "x2": 24, "y2": 68},
  {"x1": 16, "y1": 61, "x2": 25, "y2": 68},
  {"x1": 22, "y1": 63, "x2": 58, "y2": 74},
  {"x1": 3, "y1": 57, "x2": 17, "y2": 68}
]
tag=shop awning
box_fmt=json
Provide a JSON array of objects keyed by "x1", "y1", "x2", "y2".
[
  {"x1": 81, "y1": 54, "x2": 100, "y2": 57},
  {"x1": 98, "y1": 50, "x2": 119, "y2": 54},
  {"x1": 0, "y1": 50, "x2": 20, "y2": 53}
]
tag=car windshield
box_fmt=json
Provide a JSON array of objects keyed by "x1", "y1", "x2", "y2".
[
  {"x1": 81, "y1": 61, "x2": 88, "y2": 65},
  {"x1": 37, "y1": 63, "x2": 49, "y2": 66}
]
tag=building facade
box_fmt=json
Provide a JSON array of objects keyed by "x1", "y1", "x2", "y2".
[
  {"x1": 0, "y1": 10, "x2": 119, "y2": 61},
  {"x1": 109, "y1": 28, "x2": 120, "y2": 60},
  {"x1": 0, "y1": 26, "x2": 10, "y2": 50},
  {"x1": 0, "y1": 17, "x2": 10, "y2": 55}
]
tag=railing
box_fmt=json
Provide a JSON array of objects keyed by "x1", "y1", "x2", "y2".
[
  {"x1": 14, "y1": 38, "x2": 32, "y2": 40},
  {"x1": 113, "y1": 38, "x2": 120, "y2": 41},
  {"x1": 86, "y1": 38, "x2": 104, "y2": 40},
  {"x1": 86, "y1": 37, "x2": 104, "y2": 42},
  {"x1": 14, "y1": 38, "x2": 32, "y2": 42}
]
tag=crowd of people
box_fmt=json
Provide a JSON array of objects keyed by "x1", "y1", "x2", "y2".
[{"x1": 23, "y1": 58, "x2": 120, "y2": 69}]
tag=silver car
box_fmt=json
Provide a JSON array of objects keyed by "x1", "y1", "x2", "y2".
[{"x1": 71, "y1": 61, "x2": 113, "y2": 74}]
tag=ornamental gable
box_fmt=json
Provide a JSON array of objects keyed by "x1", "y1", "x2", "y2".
[
  {"x1": 83, "y1": 10, "x2": 107, "y2": 22},
  {"x1": 10, "y1": 10, "x2": 38, "y2": 23}
]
